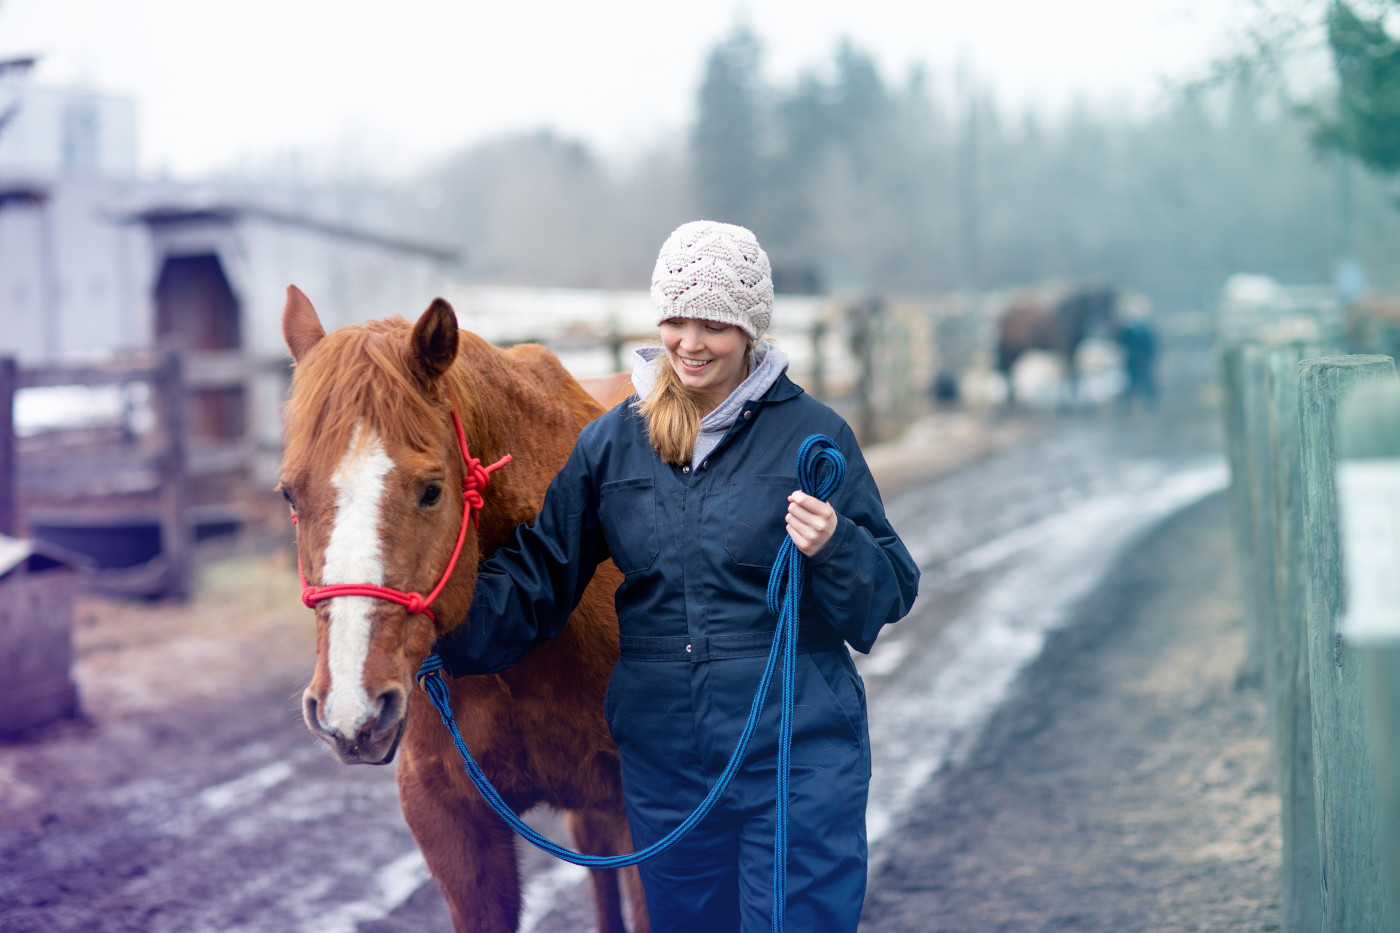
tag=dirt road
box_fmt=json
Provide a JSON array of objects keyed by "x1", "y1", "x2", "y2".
[{"x1": 861, "y1": 493, "x2": 1282, "y2": 932}]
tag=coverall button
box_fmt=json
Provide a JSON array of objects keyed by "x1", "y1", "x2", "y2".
[
  {"x1": 685, "y1": 644, "x2": 691, "y2": 653},
  {"x1": 743, "y1": 410, "x2": 753, "y2": 421},
  {"x1": 682, "y1": 465, "x2": 690, "y2": 473}
]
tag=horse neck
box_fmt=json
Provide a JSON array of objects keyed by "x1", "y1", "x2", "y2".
[
  {"x1": 1062, "y1": 292, "x2": 1112, "y2": 341},
  {"x1": 1059, "y1": 298, "x2": 1092, "y2": 344},
  {"x1": 439, "y1": 335, "x2": 594, "y2": 552}
]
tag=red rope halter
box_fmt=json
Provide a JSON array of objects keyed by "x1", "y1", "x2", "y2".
[{"x1": 294, "y1": 409, "x2": 511, "y2": 622}]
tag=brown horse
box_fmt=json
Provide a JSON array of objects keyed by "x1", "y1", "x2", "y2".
[
  {"x1": 278, "y1": 285, "x2": 648, "y2": 933},
  {"x1": 995, "y1": 284, "x2": 1118, "y2": 407}
]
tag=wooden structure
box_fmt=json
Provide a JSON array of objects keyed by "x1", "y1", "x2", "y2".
[
  {"x1": 1224, "y1": 345, "x2": 1400, "y2": 932},
  {"x1": 0, "y1": 348, "x2": 287, "y2": 599},
  {"x1": 1298, "y1": 355, "x2": 1396, "y2": 932},
  {"x1": 1334, "y1": 378, "x2": 1400, "y2": 927},
  {"x1": 0, "y1": 535, "x2": 88, "y2": 735}
]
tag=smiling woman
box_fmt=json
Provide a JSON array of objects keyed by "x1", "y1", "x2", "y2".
[
  {"x1": 433, "y1": 219, "x2": 920, "y2": 931},
  {"x1": 658, "y1": 318, "x2": 751, "y2": 411}
]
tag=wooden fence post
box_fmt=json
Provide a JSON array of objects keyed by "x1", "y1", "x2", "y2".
[
  {"x1": 1242, "y1": 344, "x2": 1280, "y2": 706},
  {"x1": 155, "y1": 347, "x2": 193, "y2": 600},
  {"x1": 1335, "y1": 376, "x2": 1400, "y2": 928},
  {"x1": 849, "y1": 300, "x2": 879, "y2": 444},
  {"x1": 1266, "y1": 343, "x2": 1327, "y2": 932},
  {"x1": 1221, "y1": 344, "x2": 1264, "y2": 687},
  {"x1": 0, "y1": 356, "x2": 15, "y2": 538},
  {"x1": 607, "y1": 326, "x2": 624, "y2": 375},
  {"x1": 1298, "y1": 354, "x2": 1397, "y2": 932}
]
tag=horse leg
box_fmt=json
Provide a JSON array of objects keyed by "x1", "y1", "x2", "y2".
[
  {"x1": 1064, "y1": 353, "x2": 1080, "y2": 410},
  {"x1": 996, "y1": 342, "x2": 1018, "y2": 409},
  {"x1": 565, "y1": 808, "x2": 651, "y2": 933},
  {"x1": 621, "y1": 863, "x2": 649, "y2": 933},
  {"x1": 399, "y1": 760, "x2": 523, "y2": 933}
]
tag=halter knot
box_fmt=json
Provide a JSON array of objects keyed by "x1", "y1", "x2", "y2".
[{"x1": 461, "y1": 451, "x2": 513, "y2": 529}]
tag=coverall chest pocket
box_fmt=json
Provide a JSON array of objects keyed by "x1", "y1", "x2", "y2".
[
  {"x1": 599, "y1": 477, "x2": 659, "y2": 573},
  {"x1": 723, "y1": 475, "x2": 798, "y2": 568}
]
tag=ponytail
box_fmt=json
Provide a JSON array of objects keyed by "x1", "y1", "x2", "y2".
[{"x1": 633, "y1": 359, "x2": 705, "y2": 466}]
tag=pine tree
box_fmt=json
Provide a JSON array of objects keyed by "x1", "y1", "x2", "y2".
[{"x1": 692, "y1": 24, "x2": 765, "y2": 229}]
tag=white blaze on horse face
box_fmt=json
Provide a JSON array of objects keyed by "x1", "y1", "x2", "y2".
[{"x1": 320, "y1": 423, "x2": 394, "y2": 735}]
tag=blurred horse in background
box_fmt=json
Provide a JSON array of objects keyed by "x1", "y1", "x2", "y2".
[{"x1": 996, "y1": 283, "x2": 1119, "y2": 408}]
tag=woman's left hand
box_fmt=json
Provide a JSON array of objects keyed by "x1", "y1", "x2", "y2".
[{"x1": 786, "y1": 490, "x2": 837, "y2": 557}]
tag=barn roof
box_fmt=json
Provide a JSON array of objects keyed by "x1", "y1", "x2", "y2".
[{"x1": 122, "y1": 200, "x2": 461, "y2": 263}]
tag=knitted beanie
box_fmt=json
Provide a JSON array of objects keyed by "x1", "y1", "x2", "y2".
[{"x1": 650, "y1": 220, "x2": 774, "y2": 340}]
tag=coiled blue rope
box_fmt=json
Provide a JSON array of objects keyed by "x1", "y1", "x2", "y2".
[
  {"x1": 763, "y1": 433, "x2": 845, "y2": 930},
  {"x1": 415, "y1": 434, "x2": 846, "y2": 930}
]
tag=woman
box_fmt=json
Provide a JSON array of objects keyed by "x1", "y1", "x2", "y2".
[{"x1": 435, "y1": 220, "x2": 920, "y2": 931}]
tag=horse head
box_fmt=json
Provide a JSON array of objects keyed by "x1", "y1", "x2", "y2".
[
  {"x1": 279, "y1": 285, "x2": 489, "y2": 765},
  {"x1": 1059, "y1": 284, "x2": 1119, "y2": 342}
]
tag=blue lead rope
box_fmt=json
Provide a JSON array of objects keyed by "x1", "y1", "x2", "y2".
[
  {"x1": 415, "y1": 434, "x2": 846, "y2": 931},
  {"x1": 763, "y1": 434, "x2": 845, "y2": 929}
]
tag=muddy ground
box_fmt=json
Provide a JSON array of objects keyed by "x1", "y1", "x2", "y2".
[
  {"x1": 863, "y1": 492, "x2": 1282, "y2": 932},
  {"x1": 0, "y1": 400, "x2": 1286, "y2": 932}
]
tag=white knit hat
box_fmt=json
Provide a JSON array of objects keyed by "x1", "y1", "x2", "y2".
[{"x1": 650, "y1": 220, "x2": 774, "y2": 340}]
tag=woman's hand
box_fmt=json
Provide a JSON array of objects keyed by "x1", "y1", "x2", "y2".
[{"x1": 786, "y1": 490, "x2": 837, "y2": 557}]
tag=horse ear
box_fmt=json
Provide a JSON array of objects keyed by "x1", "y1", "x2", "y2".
[
  {"x1": 411, "y1": 298, "x2": 459, "y2": 385},
  {"x1": 283, "y1": 285, "x2": 326, "y2": 363}
]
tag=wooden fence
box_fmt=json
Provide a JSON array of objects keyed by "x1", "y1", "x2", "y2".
[
  {"x1": 1223, "y1": 343, "x2": 1400, "y2": 932},
  {"x1": 0, "y1": 348, "x2": 287, "y2": 600}
]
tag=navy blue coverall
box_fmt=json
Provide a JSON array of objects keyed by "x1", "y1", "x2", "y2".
[{"x1": 436, "y1": 373, "x2": 921, "y2": 931}]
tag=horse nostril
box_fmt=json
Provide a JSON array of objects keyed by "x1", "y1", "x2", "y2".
[
  {"x1": 376, "y1": 687, "x2": 404, "y2": 725},
  {"x1": 302, "y1": 693, "x2": 324, "y2": 733}
]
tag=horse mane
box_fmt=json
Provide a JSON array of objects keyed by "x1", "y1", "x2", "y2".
[
  {"x1": 282, "y1": 317, "x2": 445, "y2": 475},
  {"x1": 282, "y1": 315, "x2": 604, "y2": 510}
]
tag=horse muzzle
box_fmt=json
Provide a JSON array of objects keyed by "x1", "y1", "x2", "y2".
[{"x1": 303, "y1": 685, "x2": 408, "y2": 765}]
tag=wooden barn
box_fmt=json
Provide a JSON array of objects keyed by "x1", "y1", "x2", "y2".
[{"x1": 0, "y1": 175, "x2": 459, "y2": 598}]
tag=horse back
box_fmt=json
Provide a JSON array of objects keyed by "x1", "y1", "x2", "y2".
[
  {"x1": 501, "y1": 342, "x2": 610, "y2": 430},
  {"x1": 575, "y1": 372, "x2": 634, "y2": 410},
  {"x1": 999, "y1": 298, "x2": 1069, "y2": 357}
]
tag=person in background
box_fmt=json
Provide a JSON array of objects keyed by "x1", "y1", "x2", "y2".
[
  {"x1": 1116, "y1": 293, "x2": 1158, "y2": 411},
  {"x1": 434, "y1": 219, "x2": 920, "y2": 931}
]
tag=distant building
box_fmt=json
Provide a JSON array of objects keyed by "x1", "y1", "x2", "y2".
[
  {"x1": 0, "y1": 81, "x2": 459, "y2": 488},
  {"x1": 0, "y1": 83, "x2": 139, "y2": 178},
  {"x1": 0, "y1": 175, "x2": 151, "y2": 360},
  {"x1": 122, "y1": 197, "x2": 458, "y2": 468}
]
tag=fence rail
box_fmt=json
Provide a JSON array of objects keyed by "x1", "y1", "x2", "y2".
[{"x1": 0, "y1": 348, "x2": 287, "y2": 599}]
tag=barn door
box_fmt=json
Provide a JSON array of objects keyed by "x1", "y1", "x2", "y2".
[{"x1": 154, "y1": 253, "x2": 245, "y2": 440}]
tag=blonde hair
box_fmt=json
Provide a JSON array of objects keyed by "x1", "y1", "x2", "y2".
[{"x1": 634, "y1": 334, "x2": 757, "y2": 466}]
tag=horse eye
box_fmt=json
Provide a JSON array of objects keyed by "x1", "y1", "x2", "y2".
[
  {"x1": 419, "y1": 484, "x2": 442, "y2": 508},
  {"x1": 281, "y1": 487, "x2": 297, "y2": 509}
]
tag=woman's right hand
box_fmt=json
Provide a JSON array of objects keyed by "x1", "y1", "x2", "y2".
[{"x1": 786, "y1": 490, "x2": 837, "y2": 557}]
